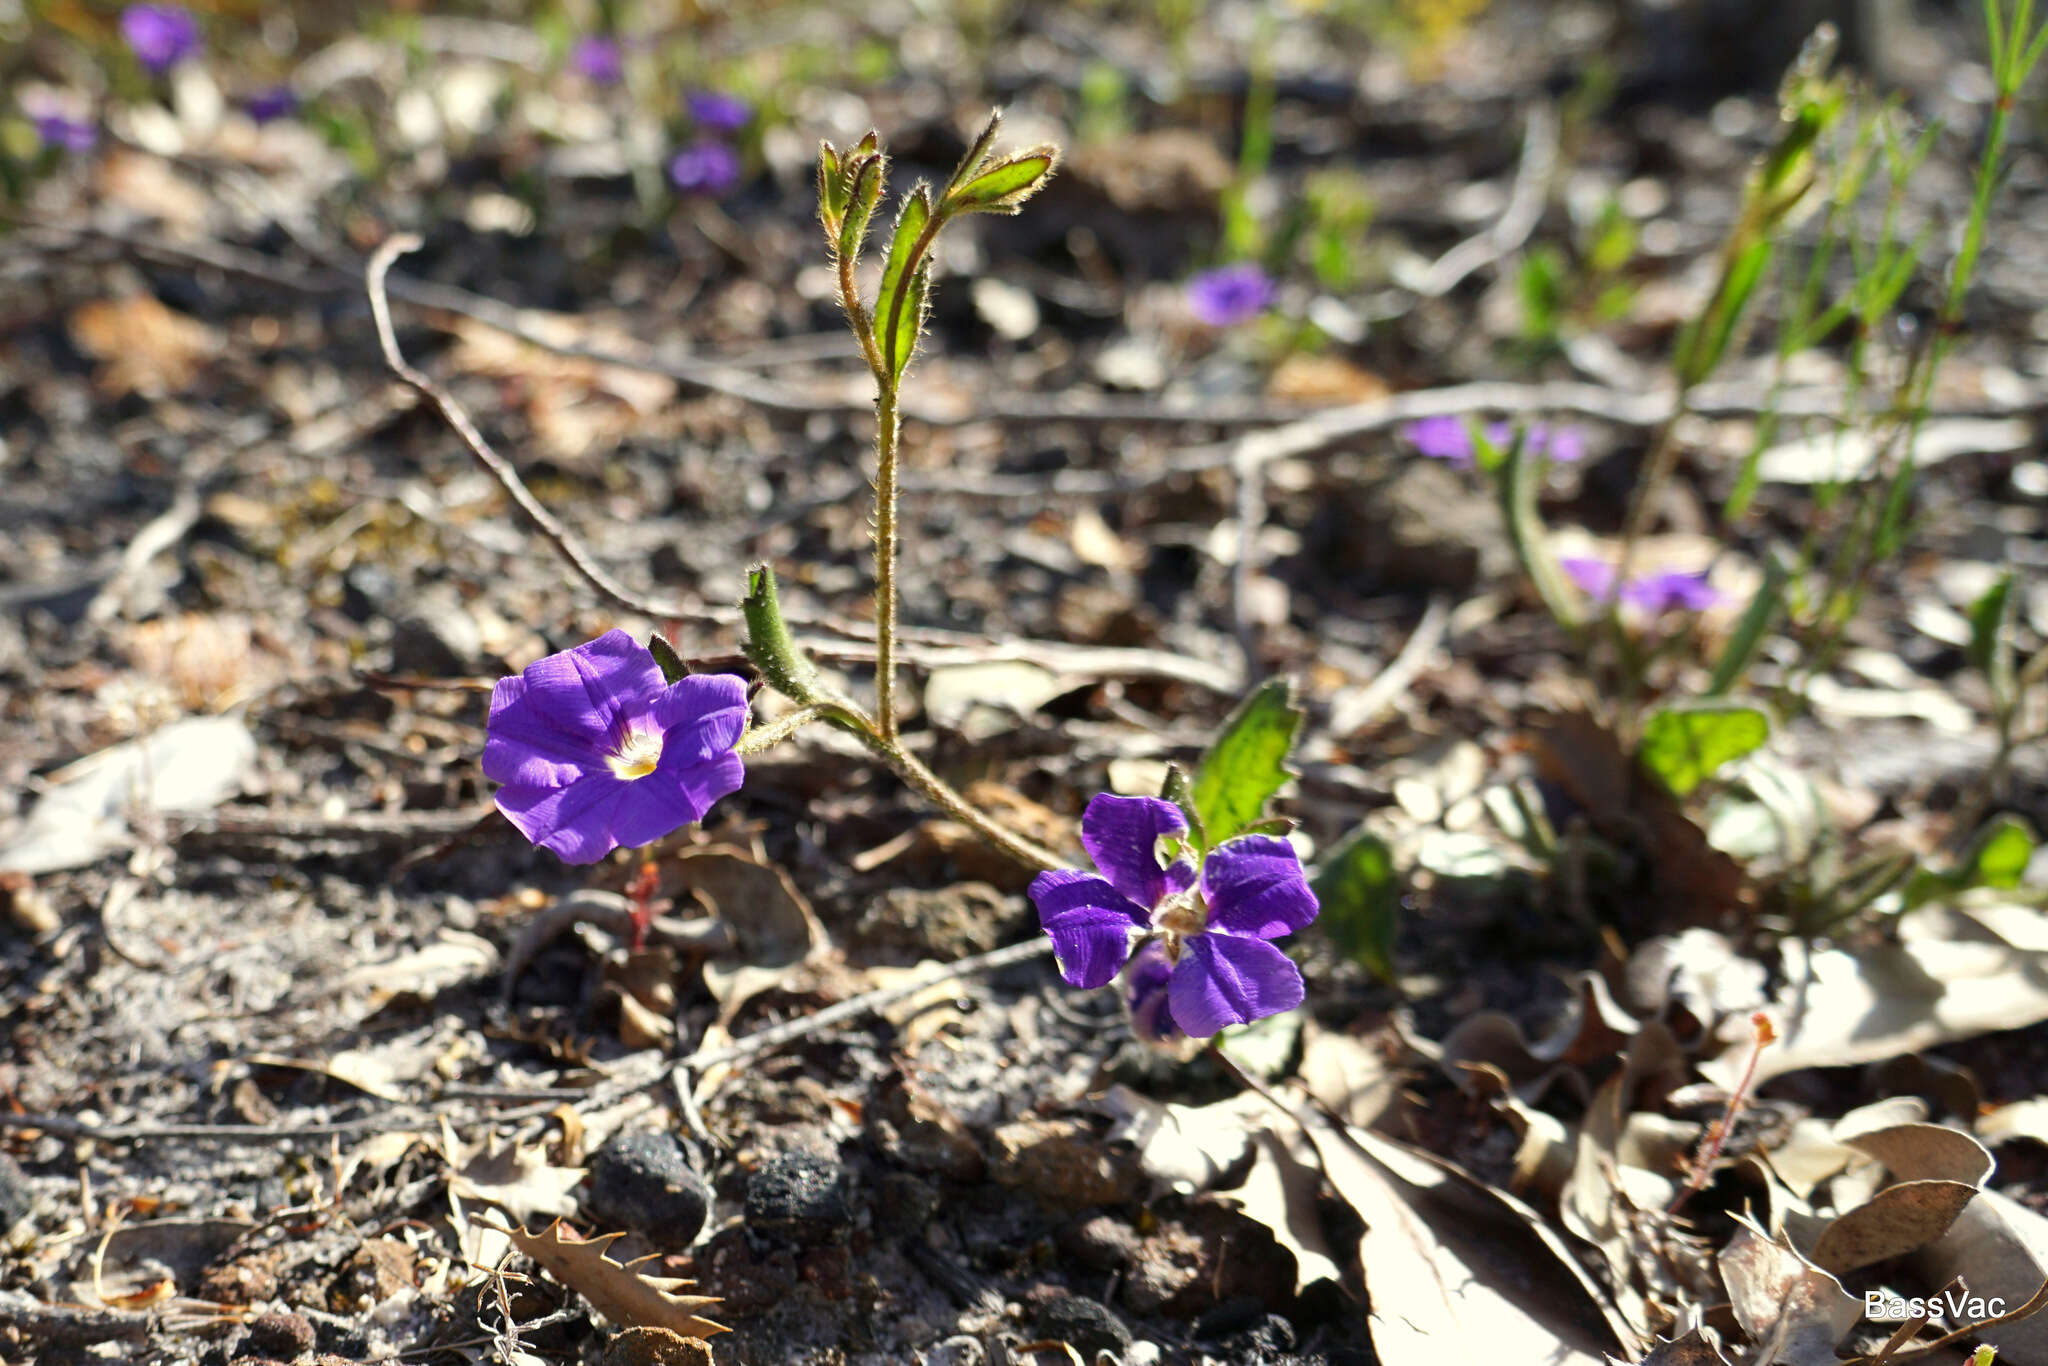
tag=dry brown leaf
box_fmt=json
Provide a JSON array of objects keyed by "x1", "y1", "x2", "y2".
[
  {"x1": 1911, "y1": 1190, "x2": 2048, "y2": 1362},
  {"x1": 1233, "y1": 1127, "x2": 1344, "y2": 1293},
  {"x1": 1094, "y1": 1085, "x2": 1270, "y2": 1192},
  {"x1": 446, "y1": 315, "x2": 675, "y2": 463},
  {"x1": 69, "y1": 294, "x2": 222, "y2": 398},
  {"x1": 1265, "y1": 352, "x2": 1390, "y2": 404},
  {"x1": 442, "y1": 1122, "x2": 586, "y2": 1225},
  {"x1": 1701, "y1": 907, "x2": 2048, "y2": 1089},
  {"x1": 1528, "y1": 711, "x2": 1752, "y2": 936},
  {"x1": 1633, "y1": 1328, "x2": 1731, "y2": 1365},
  {"x1": 1717, "y1": 1217, "x2": 1860, "y2": 1366},
  {"x1": 1295, "y1": 1020, "x2": 1409, "y2": 1130},
  {"x1": 496, "y1": 1219, "x2": 725, "y2": 1338},
  {"x1": 1300, "y1": 1106, "x2": 1634, "y2": 1364}
]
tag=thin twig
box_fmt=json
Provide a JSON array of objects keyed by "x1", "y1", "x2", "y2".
[{"x1": 1398, "y1": 102, "x2": 1559, "y2": 298}]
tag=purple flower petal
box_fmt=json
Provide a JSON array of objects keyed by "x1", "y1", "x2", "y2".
[
  {"x1": 1542, "y1": 424, "x2": 1587, "y2": 463},
  {"x1": 610, "y1": 750, "x2": 744, "y2": 847},
  {"x1": 1199, "y1": 835, "x2": 1318, "y2": 939},
  {"x1": 244, "y1": 86, "x2": 296, "y2": 123},
  {"x1": 1187, "y1": 264, "x2": 1275, "y2": 328},
  {"x1": 1404, "y1": 415, "x2": 1475, "y2": 467},
  {"x1": 32, "y1": 112, "x2": 97, "y2": 153},
  {"x1": 651, "y1": 674, "x2": 751, "y2": 760},
  {"x1": 1029, "y1": 869, "x2": 1146, "y2": 988},
  {"x1": 687, "y1": 90, "x2": 751, "y2": 131},
  {"x1": 1559, "y1": 555, "x2": 1619, "y2": 603},
  {"x1": 1621, "y1": 570, "x2": 1725, "y2": 614},
  {"x1": 1167, "y1": 933, "x2": 1304, "y2": 1037},
  {"x1": 570, "y1": 36, "x2": 623, "y2": 84},
  {"x1": 122, "y1": 4, "x2": 201, "y2": 72},
  {"x1": 668, "y1": 140, "x2": 742, "y2": 196},
  {"x1": 496, "y1": 774, "x2": 631, "y2": 864},
  {"x1": 1125, "y1": 941, "x2": 1182, "y2": 1045},
  {"x1": 1079, "y1": 793, "x2": 1187, "y2": 910}
]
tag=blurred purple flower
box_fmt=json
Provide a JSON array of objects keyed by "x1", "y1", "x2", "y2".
[
  {"x1": 1187, "y1": 263, "x2": 1276, "y2": 328},
  {"x1": 244, "y1": 86, "x2": 296, "y2": 124},
  {"x1": 668, "y1": 139, "x2": 742, "y2": 196},
  {"x1": 1559, "y1": 556, "x2": 1725, "y2": 613},
  {"x1": 686, "y1": 91, "x2": 750, "y2": 131},
  {"x1": 1622, "y1": 569, "x2": 1726, "y2": 614},
  {"x1": 121, "y1": 4, "x2": 201, "y2": 73},
  {"x1": 1558, "y1": 555, "x2": 1620, "y2": 602},
  {"x1": 483, "y1": 630, "x2": 748, "y2": 864},
  {"x1": 1029, "y1": 794, "x2": 1317, "y2": 1038},
  {"x1": 1403, "y1": 416, "x2": 1586, "y2": 469},
  {"x1": 570, "y1": 36, "x2": 623, "y2": 85},
  {"x1": 32, "y1": 111, "x2": 97, "y2": 154}
]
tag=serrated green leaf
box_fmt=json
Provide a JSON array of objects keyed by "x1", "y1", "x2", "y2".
[
  {"x1": 877, "y1": 185, "x2": 933, "y2": 378},
  {"x1": 1312, "y1": 830, "x2": 1398, "y2": 983},
  {"x1": 1638, "y1": 703, "x2": 1771, "y2": 797},
  {"x1": 1191, "y1": 678, "x2": 1302, "y2": 849},
  {"x1": 947, "y1": 151, "x2": 1057, "y2": 212},
  {"x1": 1161, "y1": 764, "x2": 1207, "y2": 852},
  {"x1": 647, "y1": 633, "x2": 690, "y2": 685}
]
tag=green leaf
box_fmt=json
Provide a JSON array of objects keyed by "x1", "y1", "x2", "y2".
[
  {"x1": 741, "y1": 563, "x2": 825, "y2": 705},
  {"x1": 1705, "y1": 558, "x2": 1787, "y2": 696},
  {"x1": 816, "y1": 140, "x2": 847, "y2": 231},
  {"x1": 1637, "y1": 703, "x2": 1771, "y2": 797},
  {"x1": 1903, "y1": 814, "x2": 2039, "y2": 909},
  {"x1": 943, "y1": 108, "x2": 1004, "y2": 197},
  {"x1": 647, "y1": 633, "x2": 690, "y2": 685},
  {"x1": 1312, "y1": 829, "x2": 1399, "y2": 983},
  {"x1": 1967, "y1": 570, "x2": 2016, "y2": 711},
  {"x1": 1971, "y1": 814, "x2": 2037, "y2": 888},
  {"x1": 946, "y1": 150, "x2": 1058, "y2": 213},
  {"x1": 876, "y1": 185, "x2": 933, "y2": 379},
  {"x1": 1161, "y1": 764, "x2": 1207, "y2": 852},
  {"x1": 1191, "y1": 678, "x2": 1302, "y2": 849},
  {"x1": 837, "y1": 153, "x2": 884, "y2": 262}
]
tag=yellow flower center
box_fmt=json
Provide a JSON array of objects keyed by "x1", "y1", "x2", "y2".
[
  {"x1": 1154, "y1": 889, "x2": 1207, "y2": 937},
  {"x1": 606, "y1": 727, "x2": 664, "y2": 780}
]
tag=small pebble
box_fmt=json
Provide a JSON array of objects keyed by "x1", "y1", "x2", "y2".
[
  {"x1": 243, "y1": 1312, "x2": 316, "y2": 1361},
  {"x1": 743, "y1": 1150, "x2": 853, "y2": 1245},
  {"x1": 586, "y1": 1130, "x2": 711, "y2": 1247},
  {"x1": 1031, "y1": 1294, "x2": 1132, "y2": 1358},
  {"x1": 600, "y1": 1326, "x2": 713, "y2": 1366},
  {"x1": 872, "y1": 1171, "x2": 940, "y2": 1240}
]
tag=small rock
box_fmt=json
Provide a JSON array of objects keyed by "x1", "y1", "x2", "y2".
[
  {"x1": 600, "y1": 1326, "x2": 713, "y2": 1366},
  {"x1": 868, "y1": 1074, "x2": 984, "y2": 1181},
  {"x1": 199, "y1": 1249, "x2": 283, "y2": 1305},
  {"x1": 1057, "y1": 1213, "x2": 1139, "y2": 1272},
  {"x1": 585, "y1": 1130, "x2": 710, "y2": 1247},
  {"x1": 990, "y1": 1118, "x2": 1140, "y2": 1209},
  {"x1": 1121, "y1": 1204, "x2": 1295, "y2": 1317},
  {"x1": 743, "y1": 1151, "x2": 853, "y2": 1246},
  {"x1": 0, "y1": 870, "x2": 58, "y2": 936},
  {"x1": 1032, "y1": 1294, "x2": 1132, "y2": 1359},
  {"x1": 0, "y1": 1153, "x2": 32, "y2": 1233},
  {"x1": 695, "y1": 1226, "x2": 798, "y2": 1316},
  {"x1": 871, "y1": 1171, "x2": 940, "y2": 1240},
  {"x1": 387, "y1": 589, "x2": 482, "y2": 676},
  {"x1": 1124, "y1": 1344, "x2": 1163, "y2": 1366},
  {"x1": 243, "y1": 1312, "x2": 316, "y2": 1361},
  {"x1": 328, "y1": 1237, "x2": 415, "y2": 1312}
]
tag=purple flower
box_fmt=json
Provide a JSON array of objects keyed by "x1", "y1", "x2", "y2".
[
  {"x1": 686, "y1": 91, "x2": 750, "y2": 131},
  {"x1": 483, "y1": 630, "x2": 748, "y2": 864},
  {"x1": 1559, "y1": 557, "x2": 1725, "y2": 613},
  {"x1": 121, "y1": 4, "x2": 201, "y2": 73},
  {"x1": 570, "y1": 36, "x2": 623, "y2": 85},
  {"x1": 1403, "y1": 417, "x2": 1586, "y2": 469},
  {"x1": 1187, "y1": 263, "x2": 1276, "y2": 328},
  {"x1": 1029, "y1": 794, "x2": 1317, "y2": 1038},
  {"x1": 1559, "y1": 555, "x2": 1621, "y2": 602},
  {"x1": 1125, "y1": 941, "x2": 1183, "y2": 1046},
  {"x1": 668, "y1": 140, "x2": 742, "y2": 197},
  {"x1": 1622, "y1": 569, "x2": 1726, "y2": 614},
  {"x1": 244, "y1": 86, "x2": 296, "y2": 124},
  {"x1": 32, "y1": 111, "x2": 97, "y2": 154}
]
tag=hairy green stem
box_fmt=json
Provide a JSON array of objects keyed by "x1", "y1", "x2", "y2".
[{"x1": 872, "y1": 383, "x2": 902, "y2": 740}]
